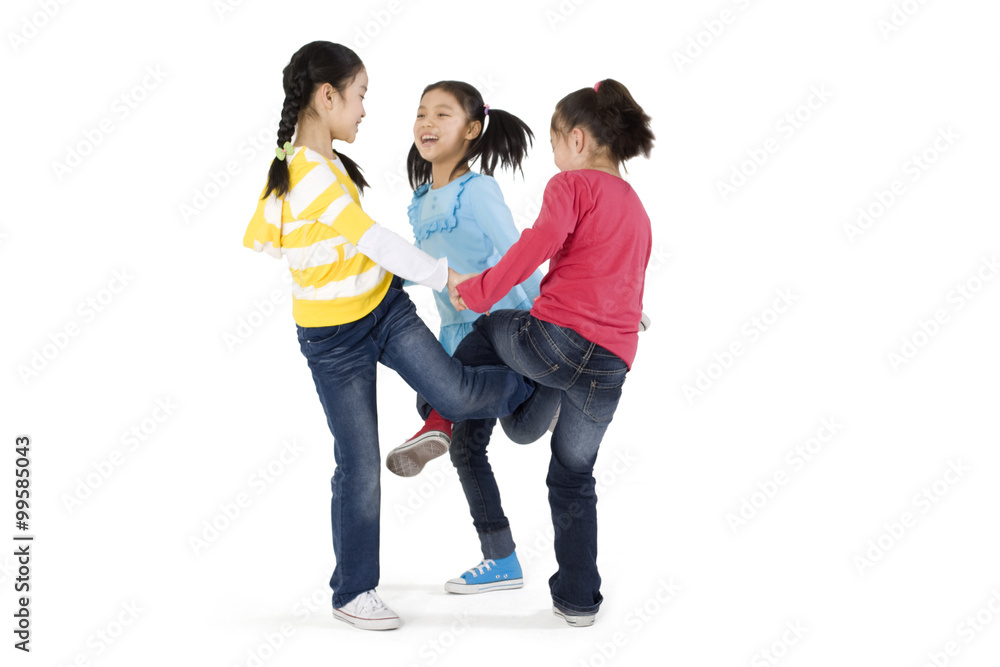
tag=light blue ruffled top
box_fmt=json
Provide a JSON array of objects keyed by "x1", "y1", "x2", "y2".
[{"x1": 408, "y1": 172, "x2": 542, "y2": 330}]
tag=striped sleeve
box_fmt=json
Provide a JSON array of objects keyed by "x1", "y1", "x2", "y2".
[{"x1": 287, "y1": 154, "x2": 374, "y2": 246}]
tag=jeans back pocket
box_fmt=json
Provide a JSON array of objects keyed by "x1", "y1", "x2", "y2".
[{"x1": 582, "y1": 376, "x2": 626, "y2": 423}]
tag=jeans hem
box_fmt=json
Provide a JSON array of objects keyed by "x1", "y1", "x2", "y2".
[
  {"x1": 478, "y1": 527, "x2": 515, "y2": 561},
  {"x1": 332, "y1": 588, "x2": 368, "y2": 609},
  {"x1": 552, "y1": 594, "x2": 602, "y2": 615}
]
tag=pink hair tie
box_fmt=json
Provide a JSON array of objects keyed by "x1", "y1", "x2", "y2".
[
  {"x1": 594, "y1": 81, "x2": 601, "y2": 92},
  {"x1": 483, "y1": 104, "x2": 489, "y2": 116}
]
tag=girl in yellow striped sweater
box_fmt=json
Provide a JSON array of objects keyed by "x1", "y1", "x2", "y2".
[{"x1": 242, "y1": 41, "x2": 534, "y2": 631}]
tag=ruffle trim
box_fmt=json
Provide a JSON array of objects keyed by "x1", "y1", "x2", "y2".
[{"x1": 408, "y1": 172, "x2": 478, "y2": 240}]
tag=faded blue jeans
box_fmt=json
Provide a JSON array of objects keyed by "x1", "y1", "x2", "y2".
[
  {"x1": 446, "y1": 310, "x2": 629, "y2": 615},
  {"x1": 296, "y1": 279, "x2": 534, "y2": 608}
]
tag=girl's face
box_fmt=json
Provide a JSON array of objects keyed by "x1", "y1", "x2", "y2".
[
  {"x1": 328, "y1": 68, "x2": 368, "y2": 143},
  {"x1": 413, "y1": 88, "x2": 480, "y2": 165}
]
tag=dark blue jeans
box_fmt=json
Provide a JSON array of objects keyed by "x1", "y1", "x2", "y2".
[
  {"x1": 296, "y1": 280, "x2": 534, "y2": 608},
  {"x1": 447, "y1": 310, "x2": 629, "y2": 615}
]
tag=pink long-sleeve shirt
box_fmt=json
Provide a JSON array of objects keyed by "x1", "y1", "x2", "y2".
[{"x1": 457, "y1": 169, "x2": 652, "y2": 368}]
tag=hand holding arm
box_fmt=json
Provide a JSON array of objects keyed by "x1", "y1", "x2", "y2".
[{"x1": 448, "y1": 268, "x2": 477, "y2": 312}]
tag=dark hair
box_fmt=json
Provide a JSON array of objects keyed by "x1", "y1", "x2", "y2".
[
  {"x1": 407, "y1": 80, "x2": 533, "y2": 190},
  {"x1": 264, "y1": 41, "x2": 370, "y2": 198},
  {"x1": 551, "y1": 79, "x2": 654, "y2": 166}
]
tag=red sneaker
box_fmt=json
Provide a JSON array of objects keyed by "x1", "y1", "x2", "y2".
[{"x1": 386, "y1": 411, "x2": 452, "y2": 477}]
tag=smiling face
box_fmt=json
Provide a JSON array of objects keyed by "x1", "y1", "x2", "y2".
[
  {"x1": 329, "y1": 68, "x2": 367, "y2": 143},
  {"x1": 413, "y1": 88, "x2": 480, "y2": 165}
]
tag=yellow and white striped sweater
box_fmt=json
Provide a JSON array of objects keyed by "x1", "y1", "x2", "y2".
[{"x1": 243, "y1": 147, "x2": 393, "y2": 327}]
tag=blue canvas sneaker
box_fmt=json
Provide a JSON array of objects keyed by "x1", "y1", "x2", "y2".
[{"x1": 444, "y1": 551, "x2": 523, "y2": 594}]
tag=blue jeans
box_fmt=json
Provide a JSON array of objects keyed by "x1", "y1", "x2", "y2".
[
  {"x1": 447, "y1": 310, "x2": 628, "y2": 615},
  {"x1": 296, "y1": 280, "x2": 534, "y2": 608}
]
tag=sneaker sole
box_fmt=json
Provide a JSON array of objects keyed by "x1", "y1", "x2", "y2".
[
  {"x1": 444, "y1": 578, "x2": 524, "y2": 595},
  {"x1": 386, "y1": 433, "x2": 450, "y2": 477},
  {"x1": 552, "y1": 606, "x2": 596, "y2": 627},
  {"x1": 331, "y1": 608, "x2": 400, "y2": 631}
]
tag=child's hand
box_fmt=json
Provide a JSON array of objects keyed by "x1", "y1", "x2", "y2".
[{"x1": 447, "y1": 269, "x2": 477, "y2": 312}]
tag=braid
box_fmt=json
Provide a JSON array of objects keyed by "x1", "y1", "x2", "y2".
[{"x1": 265, "y1": 61, "x2": 309, "y2": 198}]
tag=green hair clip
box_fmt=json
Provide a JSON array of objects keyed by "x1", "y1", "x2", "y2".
[{"x1": 275, "y1": 141, "x2": 295, "y2": 160}]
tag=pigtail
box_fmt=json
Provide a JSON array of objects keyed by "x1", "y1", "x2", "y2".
[
  {"x1": 334, "y1": 151, "x2": 369, "y2": 194},
  {"x1": 592, "y1": 79, "x2": 654, "y2": 164},
  {"x1": 474, "y1": 107, "x2": 534, "y2": 178},
  {"x1": 406, "y1": 143, "x2": 432, "y2": 191}
]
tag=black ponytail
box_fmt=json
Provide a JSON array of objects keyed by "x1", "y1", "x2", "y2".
[
  {"x1": 407, "y1": 80, "x2": 533, "y2": 190},
  {"x1": 551, "y1": 78, "x2": 654, "y2": 166},
  {"x1": 264, "y1": 41, "x2": 370, "y2": 199}
]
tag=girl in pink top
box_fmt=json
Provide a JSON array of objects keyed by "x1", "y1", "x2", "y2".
[{"x1": 429, "y1": 79, "x2": 654, "y2": 625}]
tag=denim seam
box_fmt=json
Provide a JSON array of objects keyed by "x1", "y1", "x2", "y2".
[
  {"x1": 538, "y1": 321, "x2": 590, "y2": 379},
  {"x1": 460, "y1": 428, "x2": 490, "y2": 540},
  {"x1": 547, "y1": 321, "x2": 591, "y2": 354},
  {"x1": 520, "y1": 324, "x2": 560, "y2": 378},
  {"x1": 583, "y1": 378, "x2": 624, "y2": 422}
]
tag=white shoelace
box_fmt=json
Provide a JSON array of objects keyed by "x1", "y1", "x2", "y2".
[
  {"x1": 466, "y1": 559, "x2": 496, "y2": 576},
  {"x1": 356, "y1": 590, "x2": 386, "y2": 616}
]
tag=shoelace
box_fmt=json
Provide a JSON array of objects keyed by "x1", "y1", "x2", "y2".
[
  {"x1": 357, "y1": 590, "x2": 386, "y2": 616},
  {"x1": 466, "y1": 559, "x2": 496, "y2": 576}
]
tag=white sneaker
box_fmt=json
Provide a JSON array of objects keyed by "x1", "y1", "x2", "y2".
[
  {"x1": 332, "y1": 590, "x2": 400, "y2": 630},
  {"x1": 553, "y1": 605, "x2": 596, "y2": 627}
]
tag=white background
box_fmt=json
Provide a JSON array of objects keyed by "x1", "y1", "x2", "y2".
[{"x1": 3, "y1": 0, "x2": 1000, "y2": 665}]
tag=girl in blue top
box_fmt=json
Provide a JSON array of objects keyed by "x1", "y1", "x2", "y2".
[
  {"x1": 387, "y1": 82, "x2": 548, "y2": 474},
  {"x1": 407, "y1": 81, "x2": 541, "y2": 354}
]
